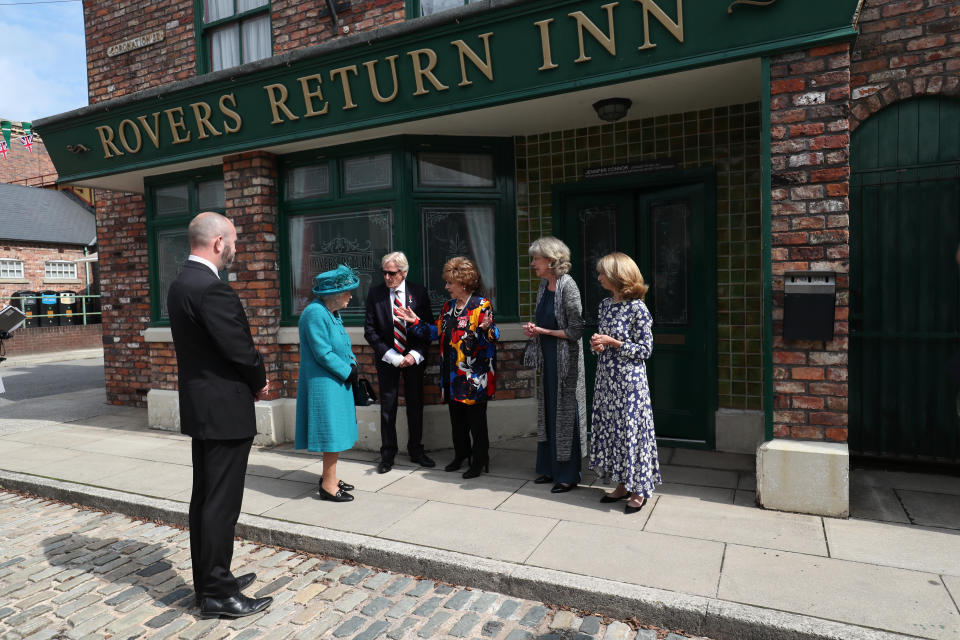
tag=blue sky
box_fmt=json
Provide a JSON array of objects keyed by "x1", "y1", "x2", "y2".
[{"x1": 0, "y1": 0, "x2": 87, "y2": 123}]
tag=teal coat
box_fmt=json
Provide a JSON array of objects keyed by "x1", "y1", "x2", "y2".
[{"x1": 295, "y1": 301, "x2": 358, "y2": 453}]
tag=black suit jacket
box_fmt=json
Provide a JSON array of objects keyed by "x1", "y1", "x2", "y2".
[
  {"x1": 167, "y1": 260, "x2": 266, "y2": 440},
  {"x1": 364, "y1": 281, "x2": 434, "y2": 360}
]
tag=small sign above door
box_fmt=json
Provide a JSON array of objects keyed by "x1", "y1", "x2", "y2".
[{"x1": 583, "y1": 160, "x2": 678, "y2": 179}]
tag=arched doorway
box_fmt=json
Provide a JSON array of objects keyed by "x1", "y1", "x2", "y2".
[{"x1": 850, "y1": 96, "x2": 960, "y2": 461}]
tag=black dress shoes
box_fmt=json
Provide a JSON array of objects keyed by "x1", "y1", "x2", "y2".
[
  {"x1": 199, "y1": 593, "x2": 272, "y2": 619},
  {"x1": 319, "y1": 486, "x2": 355, "y2": 502},
  {"x1": 338, "y1": 480, "x2": 355, "y2": 491},
  {"x1": 551, "y1": 483, "x2": 577, "y2": 494},
  {"x1": 444, "y1": 457, "x2": 468, "y2": 472},
  {"x1": 377, "y1": 461, "x2": 393, "y2": 474},
  {"x1": 534, "y1": 475, "x2": 553, "y2": 484},
  {"x1": 625, "y1": 498, "x2": 647, "y2": 514},
  {"x1": 195, "y1": 573, "x2": 257, "y2": 606},
  {"x1": 600, "y1": 492, "x2": 629, "y2": 503},
  {"x1": 411, "y1": 453, "x2": 436, "y2": 468}
]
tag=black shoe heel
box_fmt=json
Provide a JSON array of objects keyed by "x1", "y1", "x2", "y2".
[{"x1": 444, "y1": 457, "x2": 468, "y2": 472}]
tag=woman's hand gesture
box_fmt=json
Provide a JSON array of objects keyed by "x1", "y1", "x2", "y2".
[
  {"x1": 479, "y1": 311, "x2": 493, "y2": 330},
  {"x1": 395, "y1": 306, "x2": 419, "y2": 324},
  {"x1": 522, "y1": 322, "x2": 537, "y2": 338},
  {"x1": 590, "y1": 333, "x2": 618, "y2": 352}
]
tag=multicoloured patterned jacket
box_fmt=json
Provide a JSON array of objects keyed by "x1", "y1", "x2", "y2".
[{"x1": 409, "y1": 295, "x2": 499, "y2": 404}]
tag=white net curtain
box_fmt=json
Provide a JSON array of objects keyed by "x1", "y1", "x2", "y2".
[{"x1": 205, "y1": 0, "x2": 270, "y2": 71}]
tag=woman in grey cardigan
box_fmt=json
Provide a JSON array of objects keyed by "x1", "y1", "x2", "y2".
[{"x1": 523, "y1": 237, "x2": 587, "y2": 493}]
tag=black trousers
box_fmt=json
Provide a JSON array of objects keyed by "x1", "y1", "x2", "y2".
[
  {"x1": 376, "y1": 361, "x2": 426, "y2": 462},
  {"x1": 448, "y1": 401, "x2": 489, "y2": 465},
  {"x1": 190, "y1": 437, "x2": 252, "y2": 599}
]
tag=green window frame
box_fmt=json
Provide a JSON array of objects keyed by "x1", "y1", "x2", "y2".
[
  {"x1": 146, "y1": 168, "x2": 226, "y2": 323},
  {"x1": 194, "y1": 0, "x2": 272, "y2": 75},
  {"x1": 280, "y1": 135, "x2": 516, "y2": 326},
  {"x1": 406, "y1": 0, "x2": 480, "y2": 20}
]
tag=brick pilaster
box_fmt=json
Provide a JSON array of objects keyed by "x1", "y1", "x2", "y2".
[
  {"x1": 223, "y1": 151, "x2": 283, "y2": 399},
  {"x1": 769, "y1": 43, "x2": 852, "y2": 442}
]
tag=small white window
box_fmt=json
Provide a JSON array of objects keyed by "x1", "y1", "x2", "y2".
[
  {"x1": 45, "y1": 261, "x2": 77, "y2": 280},
  {"x1": 0, "y1": 259, "x2": 24, "y2": 279}
]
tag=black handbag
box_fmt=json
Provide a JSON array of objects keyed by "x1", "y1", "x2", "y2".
[{"x1": 353, "y1": 376, "x2": 377, "y2": 406}]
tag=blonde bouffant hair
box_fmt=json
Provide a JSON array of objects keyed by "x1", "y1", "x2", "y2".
[
  {"x1": 596, "y1": 252, "x2": 648, "y2": 300},
  {"x1": 442, "y1": 256, "x2": 482, "y2": 292}
]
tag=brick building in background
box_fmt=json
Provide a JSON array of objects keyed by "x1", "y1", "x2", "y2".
[{"x1": 34, "y1": 0, "x2": 960, "y2": 516}]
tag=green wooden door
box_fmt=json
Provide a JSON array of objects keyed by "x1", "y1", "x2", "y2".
[
  {"x1": 560, "y1": 180, "x2": 715, "y2": 446},
  {"x1": 850, "y1": 97, "x2": 960, "y2": 461}
]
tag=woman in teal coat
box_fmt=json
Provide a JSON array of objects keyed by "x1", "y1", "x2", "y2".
[{"x1": 295, "y1": 265, "x2": 360, "y2": 503}]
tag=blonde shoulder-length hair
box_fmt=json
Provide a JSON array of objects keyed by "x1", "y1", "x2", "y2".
[
  {"x1": 596, "y1": 252, "x2": 649, "y2": 300},
  {"x1": 528, "y1": 236, "x2": 571, "y2": 276}
]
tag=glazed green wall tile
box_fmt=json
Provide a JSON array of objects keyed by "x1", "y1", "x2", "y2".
[{"x1": 513, "y1": 101, "x2": 763, "y2": 411}]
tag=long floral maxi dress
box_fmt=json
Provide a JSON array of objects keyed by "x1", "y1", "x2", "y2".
[{"x1": 589, "y1": 297, "x2": 661, "y2": 498}]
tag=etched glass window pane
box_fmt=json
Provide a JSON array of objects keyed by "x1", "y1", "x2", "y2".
[
  {"x1": 241, "y1": 13, "x2": 271, "y2": 64},
  {"x1": 650, "y1": 199, "x2": 690, "y2": 326},
  {"x1": 157, "y1": 228, "x2": 191, "y2": 319},
  {"x1": 420, "y1": 0, "x2": 465, "y2": 16},
  {"x1": 578, "y1": 205, "x2": 617, "y2": 324},
  {"x1": 204, "y1": 0, "x2": 233, "y2": 22},
  {"x1": 343, "y1": 154, "x2": 392, "y2": 193},
  {"x1": 155, "y1": 184, "x2": 189, "y2": 217},
  {"x1": 288, "y1": 209, "x2": 393, "y2": 316},
  {"x1": 210, "y1": 24, "x2": 241, "y2": 71},
  {"x1": 422, "y1": 205, "x2": 496, "y2": 308},
  {"x1": 286, "y1": 164, "x2": 330, "y2": 199},
  {"x1": 197, "y1": 179, "x2": 225, "y2": 210},
  {"x1": 418, "y1": 152, "x2": 494, "y2": 188}
]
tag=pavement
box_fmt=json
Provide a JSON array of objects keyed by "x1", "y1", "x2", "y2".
[{"x1": 1, "y1": 350, "x2": 959, "y2": 640}]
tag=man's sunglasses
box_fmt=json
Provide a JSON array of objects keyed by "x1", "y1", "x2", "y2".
[{"x1": 382, "y1": 269, "x2": 402, "y2": 276}]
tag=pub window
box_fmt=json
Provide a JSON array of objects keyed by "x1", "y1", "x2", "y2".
[
  {"x1": 146, "y1": 173, "x2": 225, "y2": 321},
  {"x1": 199, "y1": 0, "x2": 271, "y2": 74},
  {"x1": 343, "y1": 154, "x2": 393, "y2": 194},
  {"x1": 421, "y1": 204, "x2": 496, "y2": 307},
  {"x1": 45, "y1": 261, "x2": 78, "y2": 280},
  {"x1": 286, "y1": 164, "x2": 330, "y2": 200},
  {"x1": 415, "y1": 0, "x2": 479, "y2": 17},
  {"x1": 418, "y1": 152, "x2": 495, "y2": 188},
  {"x1": 0, "y1": 259, "x2": 24, "y2": 279}
]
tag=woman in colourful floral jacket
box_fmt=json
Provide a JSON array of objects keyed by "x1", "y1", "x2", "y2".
[{"x1": 397, "y1": 257, "x2": 499, "y2": 479}]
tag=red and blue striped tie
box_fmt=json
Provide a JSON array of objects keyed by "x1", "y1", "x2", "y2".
[{"x1": 393, "y1": 292, "x2": 406, "y2": 354}]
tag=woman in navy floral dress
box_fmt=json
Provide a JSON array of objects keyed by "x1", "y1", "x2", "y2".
[{"x1": 588, "y1": 252, "x2": 661, "y2": 514}]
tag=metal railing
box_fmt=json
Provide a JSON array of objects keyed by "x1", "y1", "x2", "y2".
[{"x1": 5, "y1": 293, "x2": 102, "y2": 327}]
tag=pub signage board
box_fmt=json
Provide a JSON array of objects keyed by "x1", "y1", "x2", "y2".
[{"x1": 37, "y1": 0, "x2": 860, "y2": 183}]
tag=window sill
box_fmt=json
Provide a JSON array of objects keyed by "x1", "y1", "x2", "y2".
[
  {"x1": 0, "y1": 278, "x2": 29, "y2": 284},
  {"x1": 44, "y1": 279, "x2": 82, "y2": 285}
]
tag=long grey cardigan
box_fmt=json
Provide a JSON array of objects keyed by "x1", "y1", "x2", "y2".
[{"x1": 523, "y1": 274, "x2": 588, "y2": 462}]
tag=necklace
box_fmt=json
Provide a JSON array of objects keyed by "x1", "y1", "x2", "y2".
[{"x1": 452, "y1": 301, "x2": 467, "y2": 317}]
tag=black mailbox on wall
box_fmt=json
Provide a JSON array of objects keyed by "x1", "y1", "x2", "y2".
[{"x1": 783, "y1": 271, "x2": 836, "y2": 341}]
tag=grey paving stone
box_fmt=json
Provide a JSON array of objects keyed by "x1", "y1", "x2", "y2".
[
  {"x1": 579, "y1": 616, "x2": 601, "y2": 635},
  {"x1": 383, "y1": 576, "x2": 414, "y2": 597},
  {"x1": 361, "y1": 596, "x2": 392, "y2": 617},
  {"x1": 520, "y1": 605, "x2": 548, "y2": 628},
  {"x1": 354, "y1": 620, "x2": 391, "y2": 640},
  {"x1": 635, "y1": 631, "x2": 658, "y2": 640},
  {"x1": 602, "y1": 621, "x2": 633, "y2": 640},
  {"x1": 387, "y1": 616, "x2": 419, "y2": 640},
  {"x1": 468, "y1": 593, "x2": 498, "y2": 613},
  {"x1": 362, "y1": 571, "x2": 393, "y2": 591},
  {"x1": 136, "y1": 560, "x2": 172, "y2": 577},
  {"x1": 233, "y1": 629, "x2": 262, "y2": 640},
  {"x1": 0, "y1": 607, "x2": 15, "y2": 621},
  {"x1": 325, "y1": 565, "x2": 354, "y2": 581},
  {"x1": 433, "y1": 584, "x2": 454, "y2": 596},
  {"x1": 65, "y1": 611, "x2": 113, "y2": 639},
  {"x1": 6, "y1": 605, "x2": 52, "y2": 627},
  {"x1": 418, "y1": 611, "x2": 452, "y2": 638},
  {"x1": 481, "y1": 620, "x2": 503, "y2": 637},
  {"x1": 444, "y1": 590, "x2": 474, "y2": 610},
  {"x1": 449, "y1": 612, "x2": 481, "y2": 637},
  {"x1": 179, "y1": 619, "x2": 222, "y2": 640},
  {"x1": 0, "y1": 557, "x2": 24, "y2": 570},
  {"x1": 335, "y1": 589, "x2": 369, "y2": 613},
  {"x1": 333, "y1": 616, "x2": 366, "y2": 638},
  {"x1": 144, "y1": 609, "x2": 182, "y2": 629},
  {"x1": 156, "y1": 586, "x2": 194, "y2": 606},
  {"x1": 255, "y1": 575, "x2": 294, "y2": 597},
  {"x1": 341, "y1": 568, "x2": 372, "y2": 586},
  {"x1": 386, "y1": 596, "x2": 418, "y2": 619},
  {"x1": 504, "y1": 630, "x2": 532, "y2": 640},
  {"x1": 104, "y1": 585, "x2": 147, "y2": 605},
  {"x1": 495, "y1": 600, "x2": 520, "y2": 619},
  {"x1": 295, "y1": 610, "x2": 342, "y2": 639},
  {"x1": 406, "y1": 580, "x2": 433, "y2": 597},
  {"x1": 412, "y1": 596, "x2": 443, "y2": 618}
]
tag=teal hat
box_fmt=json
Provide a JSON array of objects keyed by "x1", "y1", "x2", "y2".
[{"x1": 312, "y1": 264, "x2": 360, "y2": 297}]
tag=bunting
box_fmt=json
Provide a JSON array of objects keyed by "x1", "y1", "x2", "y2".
[
  {"x1": 0, "y1": 121, "x2": 10, "y2": 149},
  {"x1": 0, "y1": 121, "x2": 35, "y2": 159},
  {"x1": 0, "y1": 140, "x2": 7, "y2": 160}
]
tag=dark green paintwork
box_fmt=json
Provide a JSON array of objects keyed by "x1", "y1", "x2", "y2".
[
  {"x1": 850, "y1": 96, "x2": 960, "y2": 461},
  {"x1": 554, "y1": 169, "x2": 716, "y2": 447},
  {"x1": 39, "y1": 0, "x2": 859, "y2": 183}
]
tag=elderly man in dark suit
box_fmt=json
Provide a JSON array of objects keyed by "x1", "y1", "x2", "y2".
[
  {"x1": 167, "y1": 211, "x2": 272, "y2": 619},
  {"x1": 364, "y1": 251, "x2": 436, "y2": 473}
]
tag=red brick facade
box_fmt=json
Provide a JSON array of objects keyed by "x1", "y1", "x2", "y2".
[
  {"x1": 2, "y1": 324, "x2": 103, "y2": 356},
  {"x1": 0, "y1": 125, "x2": 57, "y2": 186},
  {"x1": 0, "y1": 243, "x2": 93, "y2": 304},
  {"x1": 769, "y1": 43, "x2": 852, "y2": 442}
]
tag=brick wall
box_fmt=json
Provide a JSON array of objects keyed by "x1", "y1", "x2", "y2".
[
  {"x1": 850, "y1": 0, "x2": 960, "y2": 129},
  {"x1": 769, "y1": 42, "x2": 852, "y2": 442},
  {"x1": 96, "y1": 191, "x2": 151, "y2": 406},
  {"x1": 1, "y1": 324, "x2": 102, "y2": 356},
  {"x1": 0, "y1": 125, "x2": 57, "y2": 185},
  {"x1": 272, "y1": 0, "x2": 405, "y2": 53},
  {"x1": 0, "y1": 243, "x2": 92, "y2": 303}
]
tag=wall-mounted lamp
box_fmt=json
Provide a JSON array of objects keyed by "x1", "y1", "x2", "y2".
[{"x1": 592, "y1": 97, "x2": 632, "y2": 123}]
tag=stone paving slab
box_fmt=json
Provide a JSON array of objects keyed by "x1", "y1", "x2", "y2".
[
  {"x1": 379, "y1": 470, "x2": 526, "y2": 510},
  {"x1": 260, "y1": 488, "x2": 425, "y2": 537},
  {"x1": 825, "y1": 517, "x2": 960, "y2": 577},
  {"x1": 0, "y1": 492, "x2": 713, "y2": 640},
  {"x1": 897, "y1": 489, "x2": 960, "y2": 530},
  {"x1": 497, "y1": 482, "x2": 657, "y2": 530},
  {"x1": 280, "y1": 458, "x2": 415, "y2": 492},
  {"x1": 718, "y1": 544, "x2": 960, "y2": 640}
]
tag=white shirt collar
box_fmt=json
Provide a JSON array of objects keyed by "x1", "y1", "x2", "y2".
[
  {"x1": 391, "y1": 280, "x2": 406, "y2": 302},
  {"x1": 188, "y1": 255, "x2": 219, "y2": 277}
]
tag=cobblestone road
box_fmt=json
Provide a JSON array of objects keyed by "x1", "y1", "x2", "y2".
[{"x1": 0, "y1": 491, "x2": 711, "y2": 640}]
